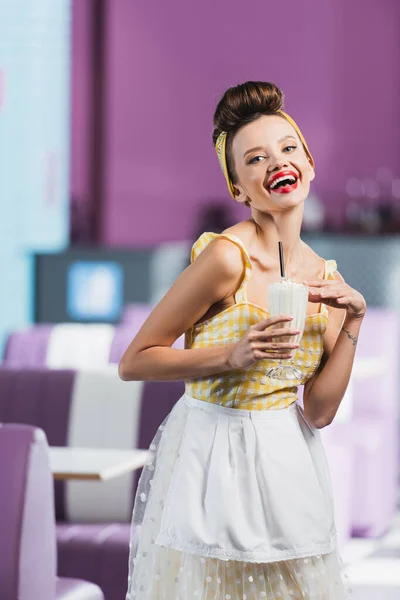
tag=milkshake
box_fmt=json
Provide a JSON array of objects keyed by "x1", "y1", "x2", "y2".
[{"x1": 267, "y1": 279, "x2": 309, "y2": 379}]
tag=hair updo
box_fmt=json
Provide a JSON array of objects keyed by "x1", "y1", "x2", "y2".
[{"x1": 212, "y1": 81, "x2": 284, "y2": 186}]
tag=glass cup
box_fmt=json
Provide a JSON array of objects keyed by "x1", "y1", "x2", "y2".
[{"x1": 266, "y1": 279, "x2": 309, "y2": 380}]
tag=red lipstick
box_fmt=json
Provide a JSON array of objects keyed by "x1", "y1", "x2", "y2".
[{"x1": 267, "y1": 170, "x2": 298, "y2": 194}]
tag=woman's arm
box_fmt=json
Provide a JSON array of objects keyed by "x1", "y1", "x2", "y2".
[
  {"x1": 119, "y1": 239, "x2": 299, "y2": 382},
  {"x1": 302, "y1": 272, "x2": 366, "y2": 429},
  {"x1": 118, "y1": 239, "x2": 244, "y2": 381}
]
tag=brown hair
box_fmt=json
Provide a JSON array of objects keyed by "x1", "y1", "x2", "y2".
[{"x1": 212, "y1": 81, "x2": 284, "y2": 186}]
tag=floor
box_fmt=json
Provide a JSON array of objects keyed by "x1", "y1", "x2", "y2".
[{"x1": 343, "y1": 512, "x2": 400, "y2": 599}]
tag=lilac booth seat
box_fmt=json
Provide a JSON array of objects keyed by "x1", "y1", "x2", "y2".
[
  {"x1": 321, "y1": 309, "x2": 399, "y2": 541},
  {"x1": 349, "y1": 308, "x2": 399, "y2": 538},
  {"x1": 0, "y1": 423, "x2": 103, "y2": 600},
  {"x1": 3, "y1": 324, "x2": 116, "y2": 369},
  {"x1": 297, "y1": 308, "x2": 399, "y2": 543},
  {"x1": 320, "y1": 308, "x2": 399, "y2": 541},
  {"x1": 3, "y1": 324, "x2": 53, "y2": 367},
  {"x1": 0, "y1": 367, "x2": 184, "y2": 600},
  {"x1": 2, "y1": 310, "x2": 184, "y2": 369}
]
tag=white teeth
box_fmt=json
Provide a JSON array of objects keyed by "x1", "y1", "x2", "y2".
[{"x1": 269, "y1": 174, "x2": 297, "y2": 189}]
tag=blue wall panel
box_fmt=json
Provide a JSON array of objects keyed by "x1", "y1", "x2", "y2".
[{"x1": 0, "y1": 0, "x2": 71, "y2": 354}]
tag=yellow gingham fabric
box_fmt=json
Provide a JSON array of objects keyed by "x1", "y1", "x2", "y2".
[{"x1": 185, "y1": 232, "x2": 337, "y2": 410}]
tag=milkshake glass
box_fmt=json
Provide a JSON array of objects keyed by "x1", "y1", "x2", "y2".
[{"x1": 266, "y1": 279, "x2": 309, "y2": 380}]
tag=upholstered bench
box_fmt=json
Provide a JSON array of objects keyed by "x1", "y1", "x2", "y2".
[
  {"x1": 0, "y1": 368, "x2": 184, "y2": 600},
  {"x1": 349, "y1": 309, "x2": 399, "y2": 537},
  {"x1": 2, "y1": 317, "x2": 184, "y2": 369},
  {"x1": 0, "y1": 423, "x2": 104, "y2": 600}
]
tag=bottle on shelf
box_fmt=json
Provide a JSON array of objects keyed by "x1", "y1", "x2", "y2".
[
  {"x1": 344, "y1": 178, "x2": 365, "y2": 233},
  {"x1": 360, "y1": 178, "x2": 381, "y2": 235},
  {"x1": 376, "y1": 167, "x2": 394, "y2": 234},
  {"x1": 391, "y1": 179, "x2": 400, "y2": 233}
]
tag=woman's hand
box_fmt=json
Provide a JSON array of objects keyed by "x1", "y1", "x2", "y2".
[
  {"x1": 305, "y1": 279, "x2": 366, "y2": 320},
  {"x1": 227, "y1": 315, "x2": 301, "y2": 370}
]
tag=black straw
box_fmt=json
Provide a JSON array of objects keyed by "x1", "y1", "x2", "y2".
[{"x1": 278, "y1": 241, "x2": 285, "y2": 279}]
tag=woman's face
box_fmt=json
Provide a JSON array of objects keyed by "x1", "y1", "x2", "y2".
[{"x1": 230, "y1": 114, "x2": 315, "y2": 212}]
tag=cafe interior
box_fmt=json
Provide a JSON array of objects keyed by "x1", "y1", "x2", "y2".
[{"x1": 0, "y1": 1, "x2": 400, "y2": 599}]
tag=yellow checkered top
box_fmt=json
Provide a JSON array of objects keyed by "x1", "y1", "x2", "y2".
[{"x1": 185, "y1": 232, "x2": 337, "y2": 410}]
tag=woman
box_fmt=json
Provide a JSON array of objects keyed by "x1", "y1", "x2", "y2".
[{"x1": 120, "y1": 81, "x2": 366, "y2": 599}]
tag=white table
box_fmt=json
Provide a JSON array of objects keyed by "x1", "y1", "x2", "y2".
[{"x1": 49, "y1": 447, "x2": 150, "y2": 481}]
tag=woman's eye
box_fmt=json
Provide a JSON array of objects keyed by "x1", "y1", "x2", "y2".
[
  {"x1": 249, "y1": 155, "x2": 265, "y2": 164},
  {"x1": 283, "y1": 145, "x2": 297, "y2": 153}
]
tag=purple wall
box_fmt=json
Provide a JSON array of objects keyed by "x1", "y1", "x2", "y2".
[
  {"x1": 70, "y1": 0, "x2": 93, "y2": 206},
  {"x1": 77, "y1": 0, "x2": 400, "y2": 246}
]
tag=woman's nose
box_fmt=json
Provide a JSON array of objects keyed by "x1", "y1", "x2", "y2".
[{"x1": 268, "y1": 158, "x2": 288, "y2": 173}]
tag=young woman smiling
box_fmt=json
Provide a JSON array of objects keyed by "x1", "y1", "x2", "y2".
[{"x1": 121, "y1": 81, "x2": 365, "y2": 600}]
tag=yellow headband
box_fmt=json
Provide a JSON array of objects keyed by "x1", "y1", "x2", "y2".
[{"x1": 215, "y1": 110, "x2": 315, "y2": 199}]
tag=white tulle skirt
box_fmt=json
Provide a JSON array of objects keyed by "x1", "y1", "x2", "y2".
[{"x1": 126, "y1": 394, "x2": 350, "y2": 599}]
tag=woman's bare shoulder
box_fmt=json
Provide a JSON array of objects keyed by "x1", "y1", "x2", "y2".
[
  {"x1": 196, "y1": 234, "x2": 244, "y2": 280},
  {"x1": 119, "y1": 233, "x2": 246, "y2": 354}
]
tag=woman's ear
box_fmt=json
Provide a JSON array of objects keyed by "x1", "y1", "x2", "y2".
[
  {"x1": 308, "y1": 160, "x2": 316, "y2": 182},
  {"x1": 233, "y1": 184, "x2": 251, "y2": 205}
]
